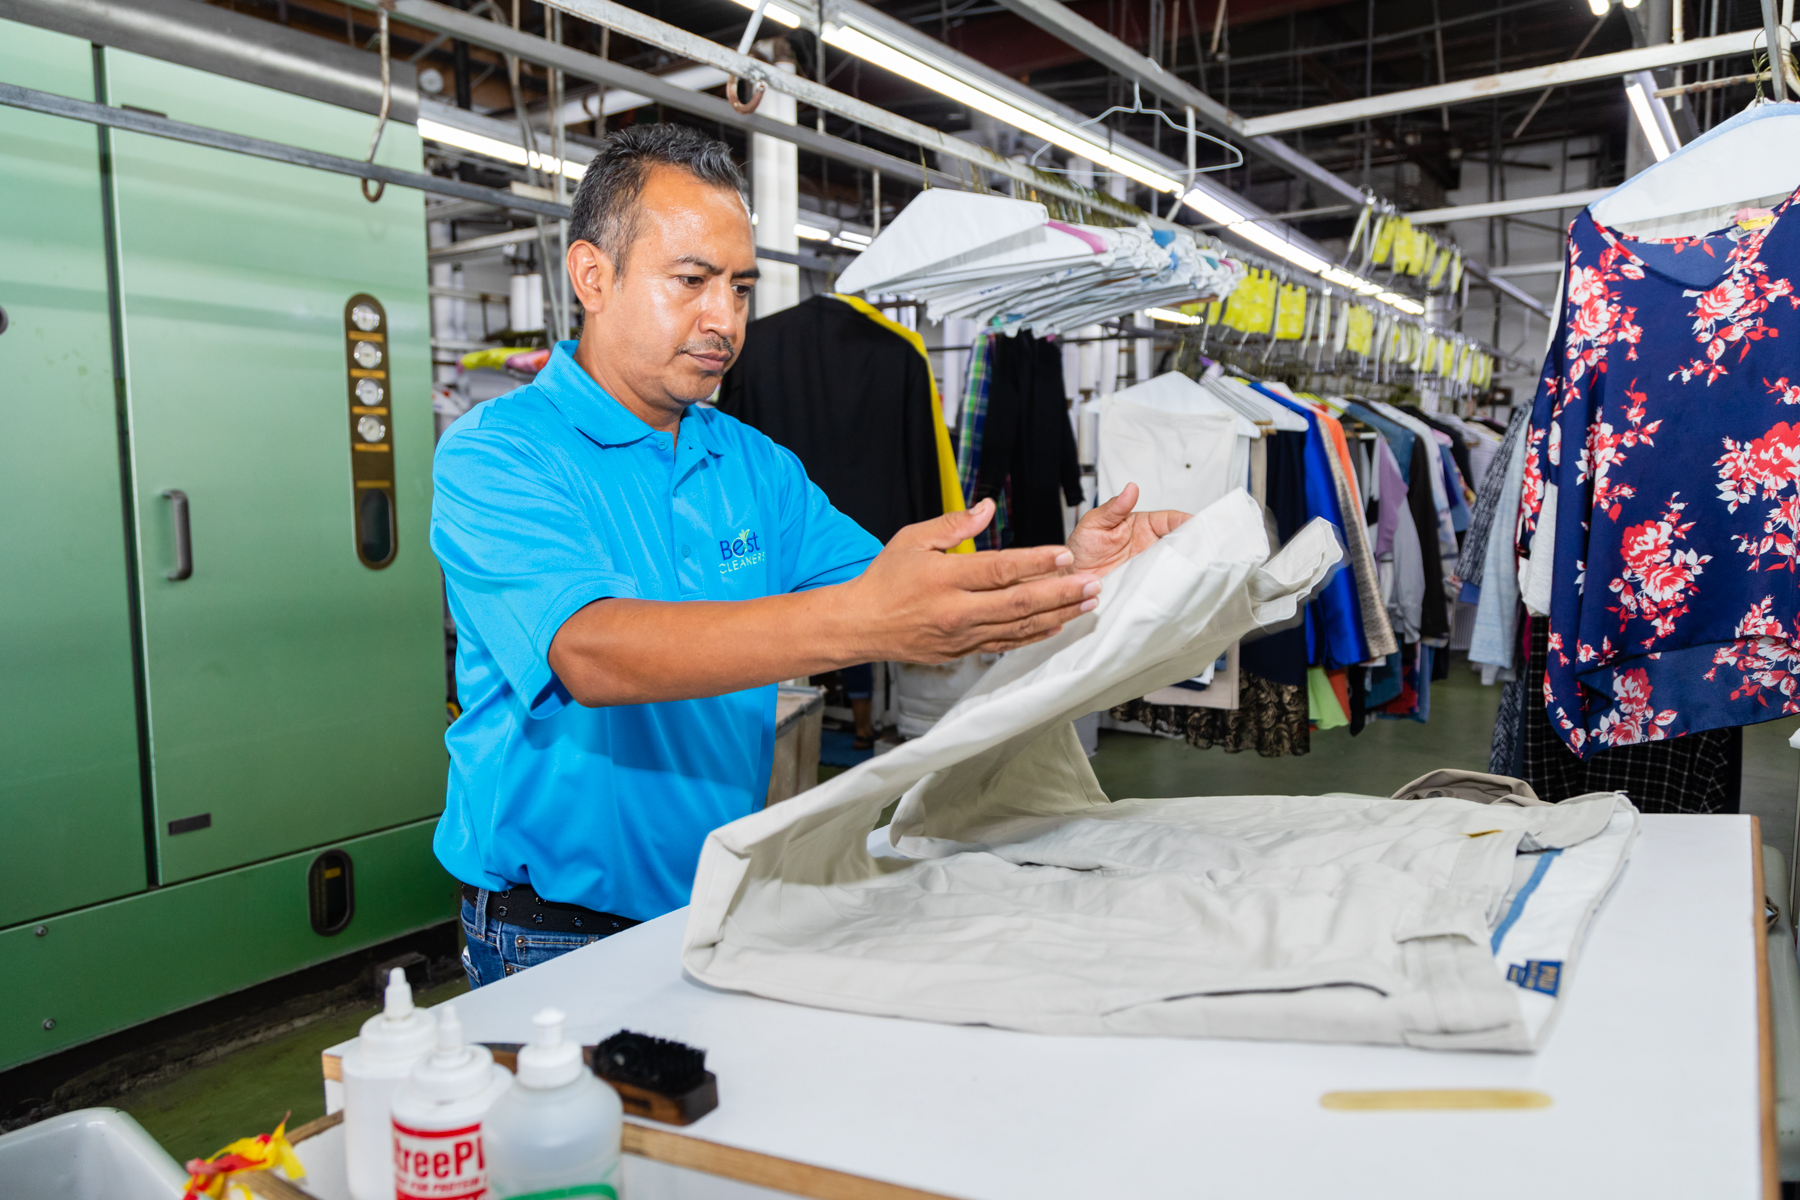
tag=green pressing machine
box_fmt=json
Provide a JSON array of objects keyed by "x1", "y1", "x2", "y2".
[{"x1": 0, "y1": 17, "x2": 454, "y2": 1072}]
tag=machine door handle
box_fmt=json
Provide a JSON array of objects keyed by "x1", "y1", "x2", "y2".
[{"x1": 161, "y1": 488, "x2": 192, "y2": 581}]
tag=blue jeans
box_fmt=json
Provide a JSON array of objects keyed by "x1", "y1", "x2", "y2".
[{"x1": 460, "y1": 891, "x2": 618, "y2": 988}]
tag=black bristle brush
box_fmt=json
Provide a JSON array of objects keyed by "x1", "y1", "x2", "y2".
[{"x1": 589, "y1": 1030, "x2": 718, "y2": 1125}]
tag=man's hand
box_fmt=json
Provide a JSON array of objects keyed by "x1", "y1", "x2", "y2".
[
  {"x1": 548, "y1": 498, "x2": 1101, "y2": 706},
  {"x1": 841, "y1": 498, "x2": 1102, "y2": 663},
  {"x1": 1065, "y1": 484, "x2": 1192, "y2": 578}
]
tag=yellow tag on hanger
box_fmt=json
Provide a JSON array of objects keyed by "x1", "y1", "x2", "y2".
[
  {"x1": 1449, "y1": 252, "x2": 1464, "y2": 294},
  {"x1": 1275, "y1": 284, "x2": 1308, "y2": 339},
  {"x1": 1428, "y1": 246, "x2": 1451, "y2": 289},
  {"x1": 1371, "y1": 216, "x2": 1395, "y2": 265},
  {"x1": 1346, "y1": 306, "x2": 1374, "y2": 357}
]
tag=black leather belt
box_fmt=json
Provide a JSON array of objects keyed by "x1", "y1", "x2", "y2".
[{"x1": 462, "y1": 883, "x2": 640, "y2": 936}]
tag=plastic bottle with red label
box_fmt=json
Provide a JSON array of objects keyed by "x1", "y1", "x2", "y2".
[{"x1": 391, "y1": 1001, "x2": 513, "y2": 1200}]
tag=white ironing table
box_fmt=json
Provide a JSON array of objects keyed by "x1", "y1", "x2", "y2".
[{"x1": 312, "y1": 813, "x2": 1774, "y2": 1200}]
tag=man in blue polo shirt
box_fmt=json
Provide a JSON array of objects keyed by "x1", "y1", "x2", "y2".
[{"x1": 432, "y1": 125, "x2": 1187, "y2": 985}]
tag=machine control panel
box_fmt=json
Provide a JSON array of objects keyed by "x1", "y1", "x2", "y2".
[{"x1": 344, "y1": 294, "x2": 397, "y2": 569}]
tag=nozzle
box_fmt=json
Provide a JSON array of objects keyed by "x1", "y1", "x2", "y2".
[
  {"x1": 383, "y1": 967, "x2": 414, "y2": 1020},
  {"x1": 435, "y1": 1001, "x2": 464, "y2": 1057},
  {"x1": 531, "y1": 1007, "x2": 565, "y2": 1049}
]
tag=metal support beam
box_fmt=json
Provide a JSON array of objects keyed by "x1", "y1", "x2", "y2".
[
  {"x1": 1404, "y1": 187, "x2": 1612, "y2": 225},
  {"x1": 344, "y1": 0, "x2": 968, "y2": 193},
  {"x1": 985, "y1": 0, "x2": 1368, "y2": 205},
  {"x1": 1242, "y1": 28, "x2": 1764, "y2": 136},
  {"x1": 0, "y1": 79, "x2": 569, "y2": 216}
]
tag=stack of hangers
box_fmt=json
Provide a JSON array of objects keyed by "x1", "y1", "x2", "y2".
[{"x1": 835, "y1": 190, "x2": 1244, "y2": 337}]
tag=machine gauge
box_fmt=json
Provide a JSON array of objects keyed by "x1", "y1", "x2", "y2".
[
  {"x1": 357, "y1": 415, "x2": 387, "y2": 442},
  {"x1": 350, "y1": 303, "x2": 381, "y2": 332},
  {"x1": 353, "y1": 340, "x2": 384, "y2": 369},
  {"x1": 355, "y1": 378, "x2": 384, "y2": 405}
]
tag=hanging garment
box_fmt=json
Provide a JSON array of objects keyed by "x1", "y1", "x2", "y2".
[
  {"x1": 1519, "y1": 185, "x2": 1800, "y2": 756},
  {"x1": 1453, "y1": 406, "x2": 1531, "y2": 591},
  {"x1": 972, "y1": 331, "x2": 1084, "y2": 548},
  {"x1": 1516, "y1": 622, "x2": 1741, "y2": 814},
  {"x1": 1255, "y1": 386, "x2": 1369, "y2": 668},
  {"x1": 955, "y1": 331, "x2": 1007, "y2": 550},
  {"x1": 1302, "y1": 399, "x2": 1398, "y2": 660},
  {"x1": 681, "y1": 495, "x2": 1638, "y2": 1050},
  {"x1": 1469, "y1": 426, "x2": 1529, "y2": 683},
  {"x1": 832, "y1": 295, "x2": 968, "y2": 545},
  {"x1": 719, "y1": 295, "x2": 944, "y2": 545},
  {"x1": 1110, "y1": 669, "x2": 1310, "y2": 756},
  {"x1": 1095, "y1": 398, "x2": 1241, "y2": 514}
]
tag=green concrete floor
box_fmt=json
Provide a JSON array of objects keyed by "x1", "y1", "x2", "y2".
[{"x1": 104, "y1": 655, "x2": 1800, "y2": 1168}]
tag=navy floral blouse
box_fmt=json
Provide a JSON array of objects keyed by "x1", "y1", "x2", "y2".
[{"x1": 1519, "y1": 190, "x2": 1800, "y2": 756}]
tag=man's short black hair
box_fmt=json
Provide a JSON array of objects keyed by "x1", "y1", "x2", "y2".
[{"x1": 568, "y1": 123, "x2": 746, "y2": 281}]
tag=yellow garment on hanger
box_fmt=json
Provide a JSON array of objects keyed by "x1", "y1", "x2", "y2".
[
  {"x1": 1449, "y1": 251, "x2": 1464, "y2": 294},
  {"x1": 1346, "y1": 305, "x2": 1374, "y2": 357},
  {"x1": 833, "y1": 294, "x2": 972, "y2": 553},
  {"x1": 1275, "y1": 283, "x2": 1308, "y2": 340}
]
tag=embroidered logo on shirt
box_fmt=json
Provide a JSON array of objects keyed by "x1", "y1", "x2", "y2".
[
  {"x1": 719, "y1": 528, "x2": 765, "y2": 574},
  {"x1": 1506, "y1": 960, "x2": 1562, "y2": 995}
]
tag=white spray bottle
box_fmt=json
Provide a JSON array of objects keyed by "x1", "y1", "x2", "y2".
[
  {"x1": 341, "y1": 969, "x2": 437, "y2": 1200},
  {"x1": 484, "y1": 1008, "x2": 624, "y2": 1200},
  {"x1": 391, "y1": 1001, "x2": 514, "y2": 1200}
]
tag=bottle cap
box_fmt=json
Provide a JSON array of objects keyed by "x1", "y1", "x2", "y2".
[
  {"x1": 516, "y1": 1008, "x2": 583, "y2": 1089},
  {"x1": 409, "y1": 1002, "x2": 499, "y2": 1102},
  {"x1": 357, "y1": 968, "x2": 436, "y2": 1062}
]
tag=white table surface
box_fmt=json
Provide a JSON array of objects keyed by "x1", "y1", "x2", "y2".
[{"x1": 343, "y1": 814, "x2": 1766, "y2": 1200}]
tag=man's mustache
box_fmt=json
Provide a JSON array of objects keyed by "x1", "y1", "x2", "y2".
[{"x1": 679, "y1": 337, "x2": 735, "y2": 364}]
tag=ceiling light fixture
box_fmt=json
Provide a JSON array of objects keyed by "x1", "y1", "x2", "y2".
[
  {"x1": 818, "y1": 25, "x2": 1181, "y2": 193},
  {"x1": 1146, "y1": 306, "x2": 1202, "y2": 325},
  {"x1": 417, "y1": 118, "x2": 586, "y2": 181},
  {"x1": 1624, "y1": 72, "x2": 1678, "y2": 161}
]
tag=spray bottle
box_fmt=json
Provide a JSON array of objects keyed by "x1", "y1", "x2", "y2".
[
  {"x1": 391, "y1": 1001, "x2": 513, "y2": 1200},
  {"x1": 341, "y1": 968, "x2": 438, "y2": 1200},
  {"x1": 484, "y1": 1008, "x2": 624, "y2": 1200}
]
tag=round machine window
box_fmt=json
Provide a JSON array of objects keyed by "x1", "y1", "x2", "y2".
[
  {"x1": 355, "y1": 378, "x2": 384, "y2": 405},
  {"x1": 357, "y1": 415, "x2": 387, "y2": 442},
  {"x1": 353, "y1": 341, "x2": 383, "y2": 369},
  {"x1": 351, "y1": 303, "x2": 381, "y2": 332}
]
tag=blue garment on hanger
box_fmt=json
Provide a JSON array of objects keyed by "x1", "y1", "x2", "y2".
[
  {"x1": 1520, "y1": 183, "x2": 1800, "y2": 756},
  {"x1": 1250, "y1": 383, "x2": 1368, "y2": 669}
]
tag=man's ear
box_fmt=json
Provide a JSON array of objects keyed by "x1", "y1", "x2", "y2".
[{"x1": 566, "y1": 239, "x2": 616, "y2": 319}]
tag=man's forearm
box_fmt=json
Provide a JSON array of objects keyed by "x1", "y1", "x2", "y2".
[{"x1": 548, "y1": 589, "x2": 867, "y2": 707}]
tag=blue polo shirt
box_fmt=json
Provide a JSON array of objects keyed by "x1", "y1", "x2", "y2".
[{"x1": 430, "y1": 341, "x2": 881, "y2": 920}]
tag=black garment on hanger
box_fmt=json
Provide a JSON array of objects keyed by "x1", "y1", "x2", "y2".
[
  {"x1": 1241, "y1": 430, "x2": 1308, "y2": 691},
  {"x1": 973, "y1": 332, "x2": 1083, "y2": 547},
  {"x1": 1409, "y1": 408, "x2": 1474, "y2": 497},
  {"x1": 719, "y1": 295, "x2": 943, "y2": 545},
  {"x1": 1408, "y1": 439, "x2": 1451, "y2": 639},
  {"x1": 1516, "y1": 620, "x2": 1740, "y2": 813}
]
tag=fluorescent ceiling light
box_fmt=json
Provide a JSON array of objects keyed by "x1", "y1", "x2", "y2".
[
  {"x1": 418, "y1": 117, "x2": 585, "y2": 180},
  {"x1": 724, "y1": 0, "x2": 804, "y2": 27},
  {"x1": 1376, "y1": 292, "x2": 1425, "y2": 314},
  {"x1": 795, "y1": 223, "x2": 831, "y2": 241},
  {"x1": 1624, "y1": 73, "x2": 1677, "y2": 161},
  {"x1": 835, "y1": 230, "x2": 873, "y2": 246},
  {"x1": 1146, "y1": 306, "x2": 1202, "y2": 325},
  {"x1": 1587, "y1": 0, "x2": 1608, "y2": 14},
  {"x1": 819, "y1": 25, "x2": 1179, "y2": 194}
]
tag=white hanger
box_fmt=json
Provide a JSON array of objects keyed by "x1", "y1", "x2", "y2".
[{"x1": 1588, "y1": 99, "x2": 1800, "y2": 236}]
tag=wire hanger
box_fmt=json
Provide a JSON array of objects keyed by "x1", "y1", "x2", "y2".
[{"x1": 1028, "y1": 83, "x2": 1244, "y2": 193}]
